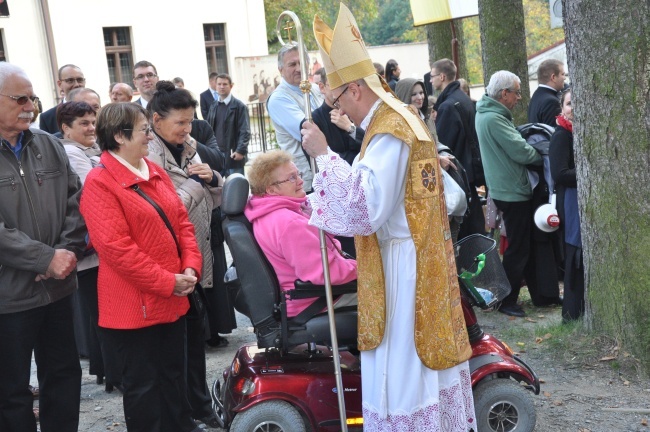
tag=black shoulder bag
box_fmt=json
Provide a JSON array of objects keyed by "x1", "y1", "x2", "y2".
[{"x1": 131, "y1": 184, "x2": 207, "y2": 318}]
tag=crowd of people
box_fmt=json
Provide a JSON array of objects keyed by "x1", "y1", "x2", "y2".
[
  {"x1": 0, "y1": 3, "x2": 582, "y2": 430},
  {"x1": 0, "y1": 56, "x2": 250, "y2": 431}
]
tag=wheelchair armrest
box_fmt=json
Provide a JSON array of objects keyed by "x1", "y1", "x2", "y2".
[{"x1": 288, "y1": 280, "x2": 358, "y2": 300}]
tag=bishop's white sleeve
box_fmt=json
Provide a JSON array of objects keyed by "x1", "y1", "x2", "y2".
[{"x1": 308, "y1": 133, "x2": 410, "y2": 236}]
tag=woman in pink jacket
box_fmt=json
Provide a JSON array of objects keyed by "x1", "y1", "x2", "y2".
[
  {"x1": 80, "y1": 102, "x2": 203, "y2": 432},
  {"x1": 244, "y1": 150, "x2": 357, "y2": 317}
]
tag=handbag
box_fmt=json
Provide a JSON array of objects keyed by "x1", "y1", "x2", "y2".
[
  {"x1": 130, "y1": 184, "x2": 207, "y2": 317},
  {"x1": 441, "y1": 169, "x2": 468, "y2": 217}
]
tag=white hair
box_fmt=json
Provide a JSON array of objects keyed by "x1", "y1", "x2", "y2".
[
  {"x1": 277, "y1": 42, "x2": 309, "y2": 70},
  {"x1": 485, "y1": 70, "x2": 520, "y2": 99},
  {"x1": 0, "y1": 62, "x2": 29, "y2": 93}
]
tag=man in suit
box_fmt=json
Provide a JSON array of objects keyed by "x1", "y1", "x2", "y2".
[
  {"x1": 528, "y1": 59, "x2": 566, "y2": 126},
  {"x1": 199, "y1": 72, "x2": 219, "y2": 120},
  {"x1": 431, "y1": 58, "x2": 485, "y2": 238},
  {"x1": 39, "y1": 64, "x2": 85, "y2": 134},
  {"x1": 132, "y1": 60, "x2": 159, "y2": 109},
  {"x1": 205, "y1": 73, "x2": 250, "y2": 176}
]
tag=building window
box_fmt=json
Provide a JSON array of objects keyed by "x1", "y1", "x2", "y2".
[
  {"x1": 204, "y1": 23, "x2": 228, "y2": 74},
  {"x1": 104, "y1": 27, "x2": 133, "y2": 84},
  {"x1": 0, "y1": 31, "x2": 5, "y2": 61}
]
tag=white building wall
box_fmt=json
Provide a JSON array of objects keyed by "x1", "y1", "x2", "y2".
[{"x1": 0, "y1": 0, "x2": 268, "y2": 111}]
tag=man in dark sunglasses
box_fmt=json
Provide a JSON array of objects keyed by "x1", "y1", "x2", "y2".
[{"x1": 39, "y1": 64, "x2": 86, "y2": 134}]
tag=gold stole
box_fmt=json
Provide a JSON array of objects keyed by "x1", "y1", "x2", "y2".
[{"x1": 354, "y1": 103, "x2": 472, "y2": 370}]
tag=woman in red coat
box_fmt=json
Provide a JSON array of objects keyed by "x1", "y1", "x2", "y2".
[{"x1": 80, "y1": 102, "x2": 203, "y2": 432}]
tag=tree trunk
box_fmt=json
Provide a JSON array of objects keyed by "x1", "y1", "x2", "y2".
[
  {"x1": 563, "y1": 0, "x2": 650, "y2": 369},
  {"x1": 426, "y1": 20, "x2": 469, "y2": 83},
  {"x1": 477, "y1": 0, "x2": 530, "y2": 124}
]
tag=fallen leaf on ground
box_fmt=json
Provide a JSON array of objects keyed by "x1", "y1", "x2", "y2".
[
  {"x1": 553, "y1": 399, "x2": 563, "y2": 406},
  {"x1": 543, "y1": 391, "x2": 552, "y2": 397},
  {"x1": 539, "y1": 378, "x2": 546, "y2": 383},
  {"x1": 537, "y1": 315, "x2": 545, "y2": 318},
  {"x1": 641, "y1": 418, "x2": 647, "y2": 426},
  {"x1": 516, "y1": 342, "x2": 526, "y2": 346},
  {"x1": 535, "y1": 337, "x2": 544, "y2": 344},
  {"x1": 525, "y1": 318, "x2": 537, "y2": 323},
  {"x1": 578, "y1": 428, "x2": 591, "y2": 432},
  {"x1": 508, "y1": 316, "x2": 517, "y2": 321},
  {"x1": 543, "y1": 333, "x2": 552, "y2": 339},
  {"x1": 599, "y1": 356, "x2": 617, "y2": 362}
]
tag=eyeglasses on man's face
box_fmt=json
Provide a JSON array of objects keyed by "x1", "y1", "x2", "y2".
[
  {"x1": 272, "y1": 172, "x2": 302, "y2": 186},
  {"x1": 0, "y1": 94, "x2": 39, "y2": 105},
  {"x1": 505, "y1": 88, "x2": 522, "y2": 97},
  {"x1": 61, "y1": 77, "x2": 86, "y2": 85},
  {"x1": 134, "y1": 73, "x2": 158, "y2": 81},
  {"x1": 332, "y1": 85, "x2": 350, "y2": 109},
  {"x1": 123, "y1": 126, "x2": 154, "y2": 135}
]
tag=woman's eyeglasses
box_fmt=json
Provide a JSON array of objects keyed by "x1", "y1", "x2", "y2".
[
  {"x1": 1, "y1": 94, "x2": 39, "y2": 105},
  {"x1": 123, "y1": 126, "x2": 154, "y2": 135},
  {"x1": 271, "y1": 172, "x2": 302, "y2": 186}
]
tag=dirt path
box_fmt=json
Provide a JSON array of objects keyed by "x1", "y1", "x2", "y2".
[
  {"x1": 475, "y1": 302, "x2": 650, "y2": 432},
  {"x1": 46, "y1": 299, "x2": 650, "y2": 431}
]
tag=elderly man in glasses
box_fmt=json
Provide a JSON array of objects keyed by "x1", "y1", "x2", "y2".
[
  {"x1": 0, "y1": 62, "x2": 87, "y2": 432},
  {"x1": 39, "y1": 64, "x2": 86, "y2": 134},
  {"x1": 475, "y1": 70, "x2": 545, "y2": 318}
]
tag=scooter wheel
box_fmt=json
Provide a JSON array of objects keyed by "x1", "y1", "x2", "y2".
[
  {"x1": 473, "y1": 378, "x2": 537, "y2": 432},
  {"x1": 230, "y1": 400, "x2": 306, "y2": 432}
]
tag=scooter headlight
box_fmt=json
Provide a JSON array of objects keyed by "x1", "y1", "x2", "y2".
[{"x1": 234, "y1": 378, "x2": 256, "y2": 396}]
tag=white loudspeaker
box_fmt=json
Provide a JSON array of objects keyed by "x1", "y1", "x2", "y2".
[{"x1": 550, "y1": 0, "x2": 563, "y2": 29}]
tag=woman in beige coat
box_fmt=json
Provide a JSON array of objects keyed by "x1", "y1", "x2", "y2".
[{"x1": 146, "y1": 81, "x2": 223, "y2": 428}]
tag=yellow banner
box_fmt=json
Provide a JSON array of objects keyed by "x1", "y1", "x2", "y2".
[{"x1": 409, "y1": 0, "x2": 478, "y2": 26}]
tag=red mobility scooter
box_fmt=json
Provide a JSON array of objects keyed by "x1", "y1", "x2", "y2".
[{"x1": 212, "y1": 174, "x2": 540, "y2": 432}]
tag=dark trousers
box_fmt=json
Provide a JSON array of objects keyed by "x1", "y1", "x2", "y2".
[
  {"x1": 77, "y1": 267, "x2": 105, "y2": 377},
  {"x1": 458, "y1": 184, "x2": 487, "y2": 240},
  {"x1": 563, "y1": 244, "x2": 585, "y2": 321},
  {"x1": 0, "y1": 295, "x2": 81, "y2": 432},
  {"x1": 101, "y1": 318, "x2": 197, "y2": 432},
  {"x1": 493, "y1": 199, "x2": 535, "y2": 307},
  {"x1": 186, "y1": 313, "x2": 213, "y2": 419}
]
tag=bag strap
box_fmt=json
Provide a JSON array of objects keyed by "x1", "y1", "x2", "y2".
[{"x1": 131, "y1": 184, "x2": 181, "y2": 257}]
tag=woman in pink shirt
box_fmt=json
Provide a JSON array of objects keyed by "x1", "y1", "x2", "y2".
[{"x1": 244, "y1": 150, "x2": 357, "y2": 317}]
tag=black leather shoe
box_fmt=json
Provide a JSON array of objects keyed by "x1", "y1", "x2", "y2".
[
  {"x1": 199, "y1": 413, "x2": 221, "y2": 428},
  {"x1": 206, "y1": 335, "x2": 229, "y2": 348},
  {"x1": 498, "y1": 304, "x2": 526, "y2": 317}
]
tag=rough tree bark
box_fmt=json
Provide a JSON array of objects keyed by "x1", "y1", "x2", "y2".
[
  {"x1": 426, "y1": 20, "x2": 469, "y2": 82},
  {"x1": 563, "y1": 0, "x2": 650, "y2": 368},
  {"x1": 477, "y1": 0, "x2": 530, "y2": 124}
]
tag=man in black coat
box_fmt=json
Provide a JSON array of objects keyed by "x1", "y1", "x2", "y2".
[
  {"x1": 528, "y1": 59, "x2": 566, "y2": 126},
  {"x1": 308, "y1": 67, "x2": 364, "y2": 257},
  {"x1": 39, "y1": 64, "x2": 86, "y2": 134},
  {"x1": 431, "y1": 58, "x2": 485, "y2": 238},
  {"x1": 311, "y1": 68, "x2": 364, "y2": 166},
  {"x1": 199, "y1": 72, "x2": 218, "y2": 120},
  {"x1": 205, "y1": 73, "x2": 250, "y2": 176}
]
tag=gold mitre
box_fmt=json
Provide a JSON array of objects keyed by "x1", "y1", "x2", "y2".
[{"x1": 313, "y1": 3, "x2": 431, "y2": 142}]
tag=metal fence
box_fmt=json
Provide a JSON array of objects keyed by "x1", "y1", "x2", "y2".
[{"x1": 247, "y1": 102, "x2": 276, "y2": 155}]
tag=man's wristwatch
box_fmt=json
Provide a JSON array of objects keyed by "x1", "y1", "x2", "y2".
[{"x1": 348, "y1": 124, "x2": 356, "y2": 135}]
